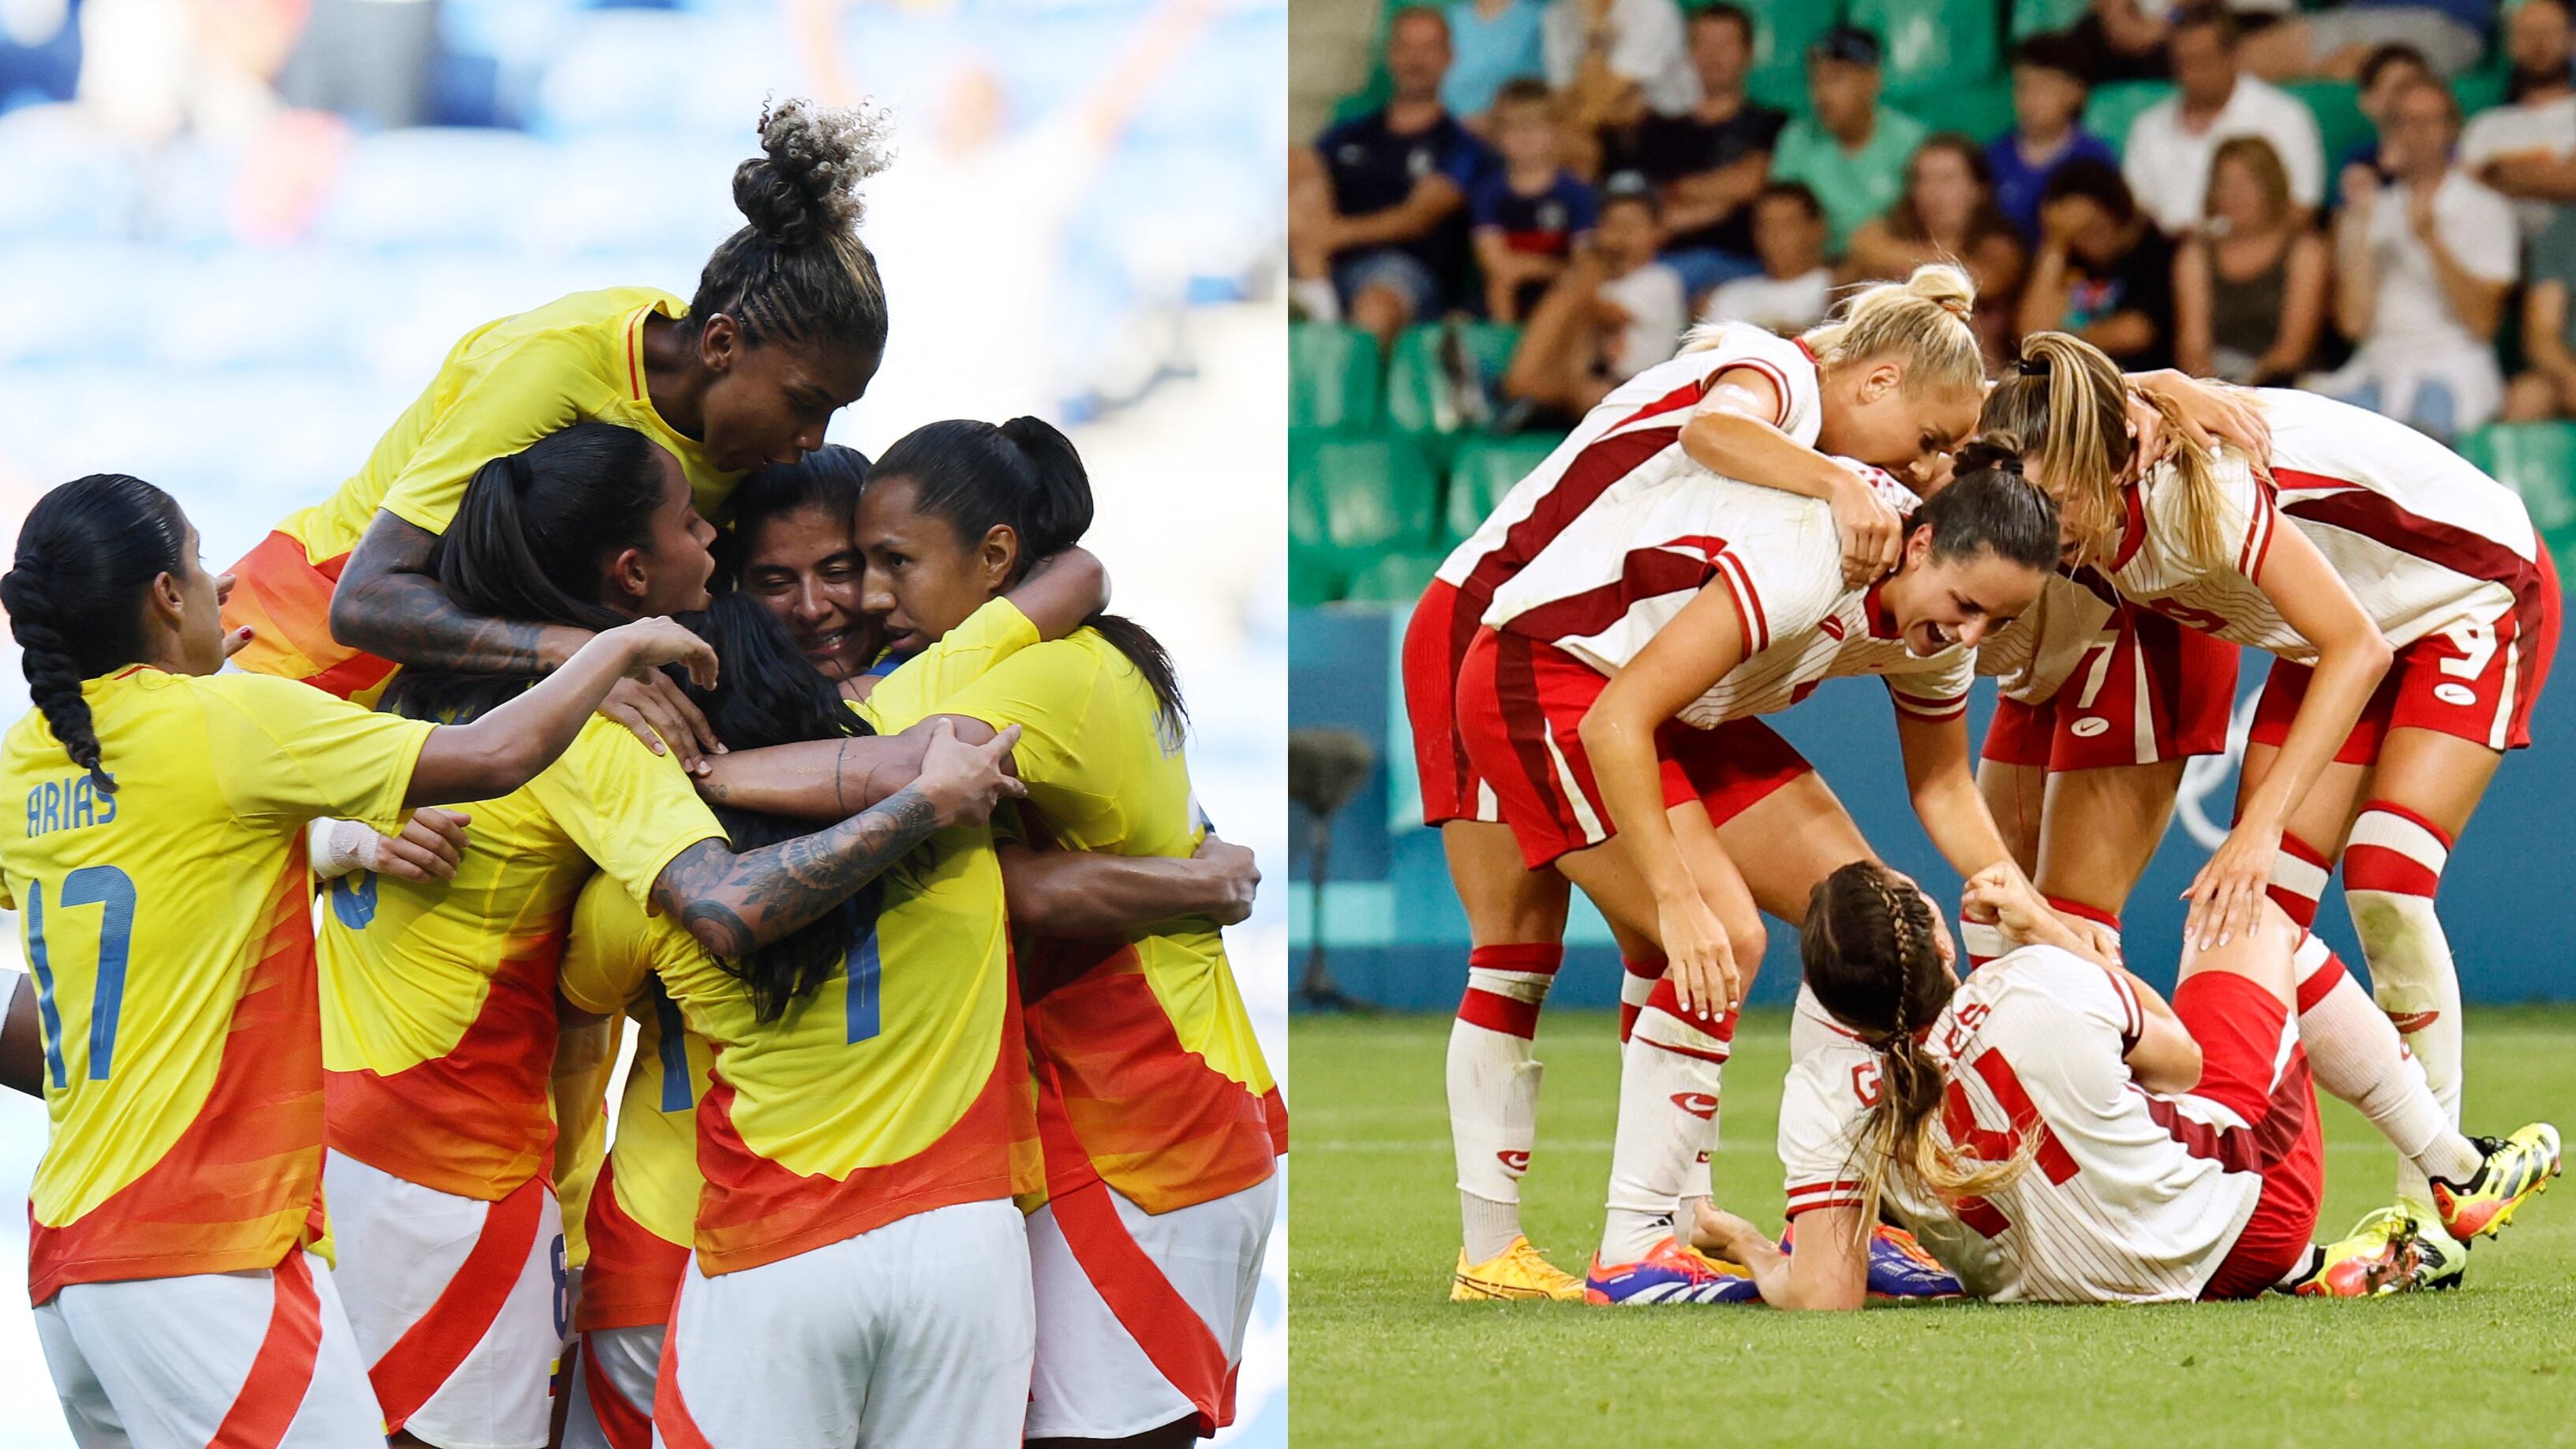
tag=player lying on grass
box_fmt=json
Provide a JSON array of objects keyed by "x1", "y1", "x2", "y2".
[{"x1": 1690, "y1": 860, "x2": 2559, "y2": 1308}]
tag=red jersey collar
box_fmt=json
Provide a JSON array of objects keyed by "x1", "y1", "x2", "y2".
[
  {"x1": 1862, "y1": 582, "x2": 1901, "y2": 640},
  {"x1": 2110, "y1": 479, "x2": 2148, "y2": 571}
]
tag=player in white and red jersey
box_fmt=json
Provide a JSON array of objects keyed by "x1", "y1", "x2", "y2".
[
  {"x1": 1453, "y1": 437, "x2": 2065, "y2": 1304},
  {"x1": 1414, "y1": 267, "x2": 1994, "y2": 1299},
  {"x1": 1983, "y1": 335, "x2": 2560, "y2": 1282},
  {"x1": 1691, "y1": 861, "x2": 2559, "y2": 1307}
]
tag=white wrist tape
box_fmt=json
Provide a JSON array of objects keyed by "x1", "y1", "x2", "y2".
[{"x1": 308, "y1": 818, "x2": 383, "y2": 881}]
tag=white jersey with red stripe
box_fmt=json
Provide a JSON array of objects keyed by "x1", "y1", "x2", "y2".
[
  {"x1": 1777, "y1": 947, "x2": 2263, "y2": 1304},
  {"x1": 2109, "y1": 389, "x2": 2540, "y2": 661},
  {"x1": 1974, "y1": 570, "x2": 2124, "y2": 706},
  {"x1": 1481, "y1": 463, "x2": 1974, "y2": 728},
  {"x1": 1433, "y1": 324, "x2": 1824, "y2": 595}
]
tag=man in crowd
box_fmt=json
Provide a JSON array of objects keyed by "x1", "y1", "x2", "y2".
[
  {"x1": 1290, "y1": 6, "x2": 1499, "y2": 344},
  {"x1": 2019, "y1": 158, "x2": 2177, "y2": 371},
  {"x1": 2316, "y1": 74, "x2": 2515, "y2": 438},
  {"x1": 2121, "y1": 2, "x2": 2323, "y2": 234},
  {"x1": 1769, "y1": 24, "x2": 1926, "y2": 256},
  {"x1": 1625, "y1": 3, "x2": 1784, "y2": 301},
  {"x1": 2462, "y1": 0, "x2": 2576, "y2": 246}
]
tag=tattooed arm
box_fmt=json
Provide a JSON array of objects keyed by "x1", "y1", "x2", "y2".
[
  {"x1": 650, "y1": 721, "x2": 1025, "y2": 956},
  {"x1": 330, "y1": 511, "x2": 587, "y2": 675}
]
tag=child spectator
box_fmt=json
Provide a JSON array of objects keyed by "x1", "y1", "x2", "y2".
[
  {"x1": 1473, "y1": 79, "x2": 1601, "y2": 320},
  {"x1": 2503, "y1": 203, "x2": 2576, "y2": 420},
  {"x1": 1500, "y1": 187, "x2": 1689, "y2": 421},
  {"x1": 1845, "y1": 133, "x2": 2027, "y2": 357},
  {"x1": 1989, "y1": 36, "x2": 2121, "y2": 243},
  {"x1": 1770, "y1": 25, "x2": 1927, "y2": 256},
  {"x1": 1442, "y1": 0, "x2": 1549, "y2": 123},
  {"x1": 2121, "y1": 2, "x2": 2323, "y2": 234},
  {"x1": 2315, "y1": 76, "x2": 2514, "y2": 437},
  {"x1": 2174, "y1": 136, "x2": 2327, "y2": 382},
  {"x1": 1290, "y1": 6, "x2": 1500, "y2": 344},
  {"x1": 1627, "y1": 4, "x2": 1786, "y2": 300},
  {"x1": 1700, "y1": 181, "x2": 1833, "y2": 332},
  {"x1": 2020, "y1": 158, "x2": 2179, "y2": 369}
]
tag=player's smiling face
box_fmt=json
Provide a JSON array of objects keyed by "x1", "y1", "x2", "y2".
[
  {"x1": 855, "y1": 472, "x2": 1016, "y2": 654},
  {"x1": 1884, "y1": 534, "x2": 2046, "y2": 656},
  {"x1": 738, "y1": 502, "x2": 879, "y2": 678}
]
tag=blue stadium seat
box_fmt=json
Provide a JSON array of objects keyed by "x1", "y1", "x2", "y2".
[
  {"x1": 517, "y1": 134, "x2": 747, "y2": 260},
  {"x1": 0, "y1": 245, "x2": 152, "y2": 366},
  {"x1": 529, "y1": 10, "x2": 772, "y2": 138},
  {"x1": 0, "y1": 108, "x2": 143, "y2": 243},
  {"x1": 143, "y1": 250, "x2": 376, "y2": 372},
  {"x1": 315, "y1": 129, "x2": 555, "y2": 252}
]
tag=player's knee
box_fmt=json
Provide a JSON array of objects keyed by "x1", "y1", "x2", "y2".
[{"x1": 1727, "y1": 919, "x2": 1767, "y2": 981}]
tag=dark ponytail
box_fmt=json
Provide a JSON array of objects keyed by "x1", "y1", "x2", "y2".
[
  {"x1": 1, "y1": 474, "x2": 189, "y2": 793},
  {"x1": 874, "y1": 416, "x2": 1188, "y2": 747},
  {"x1": 691, "y1": 99, "x2": 893, "y2": 363},
  {"x1": 1906, "y1": 431, "x2": 2062, "y2": 573},
  {"x1": 681, "y1": 591, "x2": 876, "y2": 1024},
  {"x1": 381, "y1": 422, "x2": 665, "y2": 724}
]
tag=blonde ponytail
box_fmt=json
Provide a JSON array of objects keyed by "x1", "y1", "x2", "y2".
[{"x1": 1980, "y1": 331, "x2": 2233, "y2": 569}]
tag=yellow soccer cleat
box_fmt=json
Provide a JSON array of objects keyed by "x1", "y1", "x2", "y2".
[
  {"x1": 1451, "y1": 1236, "x2": 1586, "y2": 1302},
  {"x1": 2284, "y1": 1208, "x2": 2458, "y2": 1296},
  {"x1": 2431, "y1": 1123, "x2": 2562, "y2": 1241}
]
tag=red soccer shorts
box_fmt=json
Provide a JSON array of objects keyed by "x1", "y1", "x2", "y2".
[{"x1": 1983, "y1": 606, "x2": 2240, "y2": 772}]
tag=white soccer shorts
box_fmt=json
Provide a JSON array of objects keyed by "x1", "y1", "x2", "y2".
[{"x1": 562, "y1": 1324, "x2": 663, "y2": 1449}]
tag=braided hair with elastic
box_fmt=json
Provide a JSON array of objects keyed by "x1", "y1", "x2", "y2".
[{"x1": 0, "y1": 474, "x2": 189, "y2": 793}]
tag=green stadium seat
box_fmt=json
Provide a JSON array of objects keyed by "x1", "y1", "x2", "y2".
[
  {"x1": 1907, "y1": 86, "x2": 2016, "y2": 145},
  {"x1": 1291, "y1": 324, "x2": 1384, "y2": 433},
  {"x1": 1850, "y1": 0, "x2": 2000, "y2": 100},
  {"x1": 2011, "y1": 0, "x2": 2090, "y2": 41},
  {"x1": 1290, "y1": 543, "x2": 1345, "y2": 607},
  {"x1": 2285, "y1": 80, "x2": 2371, "y2": 186},
  {"x1": 1290, "y1": 430, "x2": 1443, "y2": 556},
  {"x1": 2086, "y1": 80, "x2": 2175, "y2": 158},
  {"x1": 1342, "y1": 551, "x2": 1449, "y2": 605},
  {"x1": 1721, "y1": 0, "x2": 1842, "y2": 113},
  {"x1": 1443, "y1": 434, "x2": 1567, "y2": 543},
  {"x1": 2454, "y1": 66, "x2": 2507, "y2": 119},
  {"x1": 1383, "y1": 323, "x2": 1522, "y2": 437},
  {"x1": 2463, "y1": 423, "x2": 2576, "y2": 540}
]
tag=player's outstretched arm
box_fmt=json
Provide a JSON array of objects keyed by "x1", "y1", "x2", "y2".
[
  {"x1": 2, "y1": 974, "x2": 42, "y2": 1099},
  {"x1": 406, "y1": 618, "x2": 718, "y2": 807},
  {"x1": 331, "y1": 511, "x2": 590, "y2": 678},
  {"x1": 1001, "y1": 834, "x2": 1261, "y2": 936},
  {"x1": 650, "y1": 721, "x2": 1025, "y2": 957},
  {"x1": 1893, "y1": 710, "x2": 2030, "y2": 888},
  {"x1": 1694, "y1": 1203, "x2": 1866, "y2": 1312},
  {"x1": 692, "y1": 715, "x2": 1014, "y2": 820}
]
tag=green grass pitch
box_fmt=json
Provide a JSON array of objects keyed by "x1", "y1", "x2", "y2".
[{"x1": 1291, "y1": 1007, "x2": 2576, "y2": 1447}]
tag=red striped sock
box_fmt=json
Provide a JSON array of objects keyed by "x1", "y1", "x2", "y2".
[
  {"x1": 1617, "y1": 955, "x2": 1664, "y2": 1044},
  {"x1": 2265, "y1": 829, "x2": 2333, "y2": 930}
]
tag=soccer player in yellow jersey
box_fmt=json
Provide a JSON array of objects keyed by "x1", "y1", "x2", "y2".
[
  {"x1": 310, "y1": 423, "x2": 1021, "y2": 1449},
  {"x1": 220, "y1": 99, "x2": 887, "y2": 762},
  {"x1": 0, "y1": 472, "x2": 717, "y2": 1443}
]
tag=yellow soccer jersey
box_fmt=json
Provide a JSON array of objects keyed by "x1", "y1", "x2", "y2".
[
  {"x1": 223, "y1": 287, "x2": 739, "y2": 696},
  {"x1": 317, "y1": 716, "x2": 721, "y2": 1201},
  {"x1": 886, "y1": 628, "x2": 1285, "y2": 1211},
  {"x1": 559, "y1": 874, "x2": 706, "y2": 1329},
  {"x1": 0, "y1": 667, "x2": 432, "y2": 1303}
]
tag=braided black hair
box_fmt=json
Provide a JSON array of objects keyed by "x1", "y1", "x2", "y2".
[
  {"x1": 690, "y1": 99, "x2": 893, "y2": 362},
  {"x1": 872, "y1": 416, "x2": 1188, "y2": 747},
  {"x1": 1, "y1": 474, "x2": 189, "y2": 792}
]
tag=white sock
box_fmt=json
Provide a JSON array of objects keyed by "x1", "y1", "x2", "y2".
[
  {"x1": 2293, "y1": 932, "x2": 2483, "y2": 1188},
  {"x1": 2342, "y1": 803, "x2": 2463, "y2": 1211},
  {"x1": 1447, "y1": 944, "x2": 1562, "y2": 1260},
  {"x1": 1601, "y1": 977, "x2": 1735, "y2": 1264},
  {"x1": 1960, "y1": 918, "x2": 2009, "y2": 969}
]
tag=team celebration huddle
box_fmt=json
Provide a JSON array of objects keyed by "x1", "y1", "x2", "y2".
[
  {"x1": 0, "y1": 98, "x2": 1280, "y2": 1448},
  {"x1": 1412, "y1": 262, "x2": 2562, "y2": 1310}
]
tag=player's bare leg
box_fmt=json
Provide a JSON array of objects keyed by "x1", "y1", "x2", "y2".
[
  {"x1": 1441, "y1": 820, "x2": 1583, "y2": 1300},
  {"x1": 1976, "y1": 758, "x2": 2046, "y2": 879},
  {"x1": 2239, "y1": 742, "x2": 2367, "y2": 930},
  {"x1": 1707, "y1": 771, "x2": 1873, "y2": 1061}
]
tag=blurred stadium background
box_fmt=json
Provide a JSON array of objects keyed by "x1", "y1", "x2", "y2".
[{"x1": 0, "y1": 1, "x2": 1287, "y2": 1444}]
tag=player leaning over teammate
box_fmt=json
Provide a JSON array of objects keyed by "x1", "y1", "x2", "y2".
[
  {"x1": 1982, "y1": 334, "x2": 2562, "y2": 1289},
  {"x1": 1692, "y1": 860, "x2": 2558, "y2": 1308},
  {"x1": 222, "y1": 97, "x2": 886, "y2": 760},
  {"x1": 312, "y1": 422, "x2": 1020, "y2": 1449},
  {"x1": 0, "y1": 474, "x2": 713, "y2": 1440}
]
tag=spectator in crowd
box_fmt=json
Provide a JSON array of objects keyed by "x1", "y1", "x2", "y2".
[
  {"x1": 1624, "y1": 3, "x2": 1785, "y2": 300},
  {"x1": 2174, "y1": 136, "x2": 2327, "y2": 381},
  {"x1": 2504, "y1": 202, "x2": 2576, "y2": 419},
  {"x1": 1290, "y1": 6, "x2": 1498, "y2": 345},
  {"x1": 2059, "y1": 0, "x2": 2174, "y2": 84},
  {"x1": 1846, "y1": 133, "x2": 2027, "y2": 357},
  {"x1": 1500, "y1": 186, "x2": 1688, "y2": 421},
  {"x1": 1700, "y1": 180, "x2": 1834, "y2": 333},
  {"x1": 1771, "y1": 25, "x2": 1927, "y2": 256},
  {"x1": 2020, "y1": 158, "x2": 2179, "y2": 369},
  {"x1": 1541, "y1": 0, "x2": 1698, "y2": 127},
  {"x1": 1442, "y1": 0, "x2": 1549, "y2": 124},
  {"x1": 2336, "y1": 41, "x2": 2435, "y2": 200},
  {"x1": 2121, "y1": 2, "x2": 2323, "y2": 234},
  {"x1": 2316, "y1": 77, "x2": 2515, "y2": 437},
  {"x1": 2462, "y1": 0, "x2": 2576, "y2": 245},
  {"x1": 1473, "y1": 78, "x2": 1599, "y2": 320},
  {"x1": 1989, "y1": 36, "x2": 2121, "y2": 243}
]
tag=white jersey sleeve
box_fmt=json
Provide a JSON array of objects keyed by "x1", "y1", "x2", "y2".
[
  {"x1": 1778, "y1": 1037, "x2": 1877, "y2": 1219},
  {"x1": 2139, "y1": 452, "x2": 2280, "y2": 589},
  {"x1": 1684, "y1": 324, "x2": 1825, "y2": 447},
  {"x1": 1884, "y1": 646, "x2": 1974, "y2": 722},
  {"x1": 1712, "y1": 505, "x2": 1848, "y2": 657}
]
